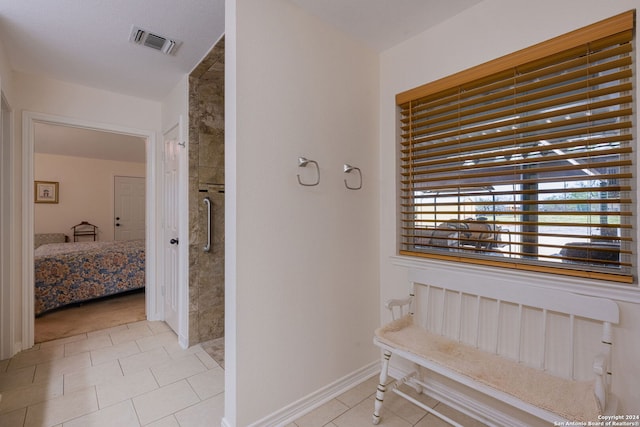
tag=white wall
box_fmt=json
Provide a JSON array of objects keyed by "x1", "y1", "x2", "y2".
[
  {"x1": 380, "y1": 0, "x2": 640, "y2": 415},
  {"x1": 0, "y1": 40, "x2": 14, "y2": 103},
  {"x1": 14, "y1": 73, "x2": 161, "y2": 130},
  {"x1": 34, "y1": 153, "x2": 145, "y2": 241},
  {"x1": 228, "y1": 0, "x2": 380, "y2": 424},
  {"x1": 161, "y1": 74, "x2": 189, "y2": 131}
]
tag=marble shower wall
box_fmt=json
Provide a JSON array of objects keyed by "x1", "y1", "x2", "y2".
[{"x1": 188, "y1": 36, "x2": 224, "y2": 345}]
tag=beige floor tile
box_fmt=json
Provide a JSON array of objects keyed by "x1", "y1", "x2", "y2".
[
  {"x1": 147, "y1": 321, "x2": 172, "y2": 335},
  {"x1": 174, "y1": 392, "x2": 225, "y2": 427},
  {"x1": 137, "y1": 331, "x2": 180, "y2": 353},
  {"x1": 119, "y1": 347, "x2": 171, "y2": 375},
  {"x1": 294, "y1": 398, "x2": 349, "y2": 427},
  {"x1": 187, "y1": 366, "x2": 225, "y2": 400},
  {"x1": 63, "y1": 359, "x2": 123, "y2": 393},
  {"x1": 0, "y1": 364, "x2": 36, "y2": 392},
  {"x1": 382, "y1": 386, "x2": 435, "y2": 425},
  {"x1": 90, "y1": 340, "x2": 140, "y2": 366},
  {"x1": 413, "y1": 413, "x2": 450, "y2": 427},
  {"x1": 335, "y1": 375, "x2": 378, "y2": 408},
  {"x1": 8, "y1": 344, "x2": 64, "y2": 371},
  {"x1": 164, "y1": 341, "x2": 205, "y2": 360},
  {"x1": 332, "y1": 396, "x2": 411, "y2": 427},
  {"x1": 0, "y1": 407, "x2": 26, "y2": 427},
  {"x1": 127, "y1": 320, "x2": 154, "y2": 330},
  {"x1": 86, "y1": 324, "x2": 128, "y2": 338},
  {"x1": 18, "y1": 344, "x2": 41, "y2": 353},
  {"x1": 38, "y1": 333, "x2": 87, "y2": 349},
  {"x1": 96, "y1": 368, "x2": 158, "y2": 408},
  {"x1": 132, "y1": 379, "x2": 200, "y2": 425},
  {"x1": 0, "y1": 375, "x2": 63, "y2": 414},
  {"x1": 414, "y1": 402, "x2": 488, "y2": 427},
  {"x1": 109, "y1": 324, "x2": 154, "y2": 345},
  {"x1": 33, "y1": 352, "x2": 91, "y2": 383},
  {"x1": 24, "y1": 386, "x2": 98, "y2": 427},
  {"x1": 64, "y1": 399, "x2": 140, "y2": 427},
  {"x1": 151, "y1": 354, "x2": 207, "y2": 387},
  {"x1": 146, "y1": 415, "x2": 181, "y2": 427},
  {"x1": 194, "y1": 349, "x2": 220, "y2": 369},
  {"x1": 64, "y1": 334, "x2": 113, "y2": 356}
]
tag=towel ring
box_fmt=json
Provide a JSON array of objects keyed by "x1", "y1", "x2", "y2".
[
  {"x1": 297, "y1": 157, "x2": 320, "y2": 186},
  {"x1": 343, "y1": 164, "x2": 362, "y2": 190}
]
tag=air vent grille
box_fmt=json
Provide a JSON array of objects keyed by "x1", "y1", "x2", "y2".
[{"x1": 129, "y1": 26, "x2": 181, "y2": 55}]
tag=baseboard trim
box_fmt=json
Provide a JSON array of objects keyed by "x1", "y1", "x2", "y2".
[{"x1": 248, "y1": 360, "x2": 380, "y2": 427}]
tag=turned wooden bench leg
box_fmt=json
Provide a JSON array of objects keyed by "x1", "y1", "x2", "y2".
[{"x1": 373, "y1": 350, "x2": 392, "y2": 425}]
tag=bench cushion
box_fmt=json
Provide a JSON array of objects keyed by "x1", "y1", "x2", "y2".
[{"x1": 375, "y1": 315, "x2": 600, "y2": 422}]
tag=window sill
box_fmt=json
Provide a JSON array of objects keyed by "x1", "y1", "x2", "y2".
[{"x1": 390, "y1": 255, "x2": 640, "y2": 303}]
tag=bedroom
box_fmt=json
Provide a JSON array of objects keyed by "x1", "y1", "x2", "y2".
[{"x1": 33, "y1": 122, "x2": 147, "y2": 338}]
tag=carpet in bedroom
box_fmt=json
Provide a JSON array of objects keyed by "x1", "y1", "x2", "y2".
[{"x1": 34, "y1": 290, "x2": 146, "y2": 343}]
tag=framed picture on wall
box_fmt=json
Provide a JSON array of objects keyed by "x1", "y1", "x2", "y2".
[{"x1": 35, "y1": 181, "x2": 59, "y2": 204}]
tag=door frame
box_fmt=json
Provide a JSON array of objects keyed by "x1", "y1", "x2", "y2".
[
  {"x1": 0, "y1": 92, "x2": 14, "y2": 360},
  {"x1": 22, "y1": 111, "x2": 160, "y2": 348}
]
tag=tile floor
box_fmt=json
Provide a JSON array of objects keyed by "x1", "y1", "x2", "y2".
[
  {"x1": 286, "y1": 376, "x2": 488, "y2": 427},
  {"x1": 0, "y1": 320, "x2": 224, "y2": 427},
  {"x1": 1, "y1": 320, "x2": 483, "y2": 427}
]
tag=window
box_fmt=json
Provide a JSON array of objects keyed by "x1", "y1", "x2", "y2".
[{"x1": 398, "y1": 11, "x2": 635, "y2": 283}]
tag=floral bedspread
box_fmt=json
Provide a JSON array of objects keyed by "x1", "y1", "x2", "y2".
[{"x1": 34, "y1": 239, "x2": 145, "y2": 315}]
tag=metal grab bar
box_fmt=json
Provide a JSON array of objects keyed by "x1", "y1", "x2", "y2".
[{"x1": 203, "y1": 197, "x2": 212, "y2": 252}]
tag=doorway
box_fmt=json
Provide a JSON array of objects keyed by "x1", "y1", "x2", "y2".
[
  {"x1": 32, "y1": 127, "x2": 147, "y2": 342},
  {"x1": 22, "y1": 112, "x2": 159, "y2": 348}
]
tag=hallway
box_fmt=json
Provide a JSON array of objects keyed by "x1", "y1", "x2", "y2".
[{"x1": 1, "y1": 319, "x2": 483, "y2": 426}]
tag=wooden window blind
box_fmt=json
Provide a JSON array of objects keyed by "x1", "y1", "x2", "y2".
[{"x1": 398, "y1": 11, "x2": 635, "y2": 283}]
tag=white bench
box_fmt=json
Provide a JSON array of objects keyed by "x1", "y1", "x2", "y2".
[{"x1": 372, "y1": 276, "x2": 619, "y2": 426}]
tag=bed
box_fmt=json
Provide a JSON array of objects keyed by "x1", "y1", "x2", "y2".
[{"x1": 34, "y1": 239, "x2": 145, "y2": 316}]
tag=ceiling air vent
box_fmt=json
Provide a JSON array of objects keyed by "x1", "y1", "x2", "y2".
[{"x1": 129, "y1": 26, "x2": 181, "y2": 55}]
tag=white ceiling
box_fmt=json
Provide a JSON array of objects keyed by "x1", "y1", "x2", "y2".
[
  {"x1": 0, "y1": 0, "x2": 483, "y2": 102},
  {"x1": 1, "y1": 0, "x2": 482, "y2": 161},
  {"x1": 0, "y1": 0, "x2": 225, "y2": 101},
  {"x1": 34, "y1": 123, "x2": 146, "y2": 163}
]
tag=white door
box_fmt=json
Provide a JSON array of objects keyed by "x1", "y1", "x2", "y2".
[
  {"x1": 114, "y1": 176, "x2": 146, "y2": 241},
  {"x1": 163, "y1": 127, "x2": 180, "y2": 333}
]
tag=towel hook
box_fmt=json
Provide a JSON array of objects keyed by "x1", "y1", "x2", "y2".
[
  {"x1": 343, "y1": 164, "x2": 362, "y2": 190},
  {"x1": 297, "y1": 157, "x2": 320, "y2": 186}
]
